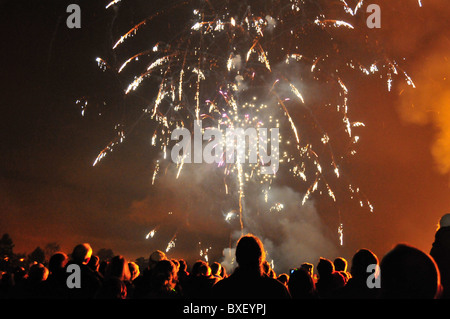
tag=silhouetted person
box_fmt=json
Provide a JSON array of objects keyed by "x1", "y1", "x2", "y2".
[
  {"x1": 65, "y1": 243, "x2": 102, "y2": 299},
  {"x1": 183, "y1": 260, "x2": 219, "y2": 299},
  {"x1": 262, "y1": 260, "x2": 276, "y2": 279},
  {"x1": 13, "y1": 266, "x2": 27, "y2": 287},
  {"x1": 97, "y1": 255, "x2": 130, "y2": 299},
  {"x1": 87, "y1": 255, "x2": 99, "y2": 271},
  {"x1": 334, "y1": 257, "x2": 350, "y2": 284},
  {"x1": 145, "y1": 259, "x2": 180, "y2": 299},
  {"x1": 337, "y1": 248, "x2": 380, "y2": 299},
  {"x1": 381, "y1": 243, "x2": 441, "y2": 299},
  {"x1": 430, "y1": 213, "x2": 450, "y2": 299},
  {"x1": 0, "y1": 271, "x2": 15, "y2": 298},
  {"x1": 288, "y1": 268, "x2": 317, "y2": 299},
  {"x1": 7, "y1": 267, "x2": 26, "y2": 298},
  {"x1": 210, "y1": 262, "x2": 223, "y2": 280},
  {"x1": 127, "y1": 261, "x2": 140, "y2": 299},
  {"x1": 220, "y1": 265, "x2": 228, "y2": 278},
  {"x1": 87, "y1": 255, "x2": 104, "y2": 285},
  {"x1": 99, "y1": 260, "x2": 108, "y2": 277},
  {"x1": 17, "y1": 263, "x2": 49, "y2": 299},
  {"x1": 316, "y1": 258, "x2": 346, "y2": 298},
  {"x1": 300, "y1": 262, "x2": 314, "y2": 278},
  {"x1": 44, "y1": 252, "x2": 69, "y2": 298},
  {"x1": 277, "y1": 273, "x2": 289, "y2": 286},
  {"x1": 212, "y1": 234, "x2": 290, "y2": 299},
  {"x1": 128, "y1": 261, "x2": 140, "y2": 281},
  {"x1": 133, "y1": 250, "x2": 167, "y2": 298},
  {"x1": 176, "y1": 259, "x2": 190, "y2": 293},
  {"x1": 334, "y1": 257, "x2": 347, "y2": 272}
]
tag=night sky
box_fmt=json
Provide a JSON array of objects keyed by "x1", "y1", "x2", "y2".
[{"x1": 1, "y1": 0, "x2": 449, "y2": 273}]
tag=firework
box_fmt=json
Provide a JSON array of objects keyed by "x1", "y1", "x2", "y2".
[
  {"x1": 338, "y1": 223, "x2": 344, "y2": 246},
  {"x1": 86, "y1": 0, "x2": 418, "y2": 247},
  {"x1": 224, "y1": 210, "x2": 237, "y2": 223},
  {"x1": 199, "y1": 242, "x2": 212, "y2": 262},
  {"x1": 270, "y1": 202, "x2": 284, "y2": 213},
  {"x1": 165, "y1": 232, "x2": 177, "y2": 253},
  {"x1": 145, "y1": 228, "x2": 157, "y2": 239}
]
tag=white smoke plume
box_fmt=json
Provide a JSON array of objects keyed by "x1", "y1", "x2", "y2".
[{"x1": 220, "y1": 186, "x2": 339, "y2": 274}]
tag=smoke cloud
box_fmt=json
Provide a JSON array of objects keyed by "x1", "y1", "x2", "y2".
[
  {"x1": 219, "y1": 185, "x2": 339, "y2": 274},
  {"x1": 129, "y1": 153, "x2": 339, "y2": 273},
  {"x1": 396, "y1": 37, "x2": 450, "y2": 174}
]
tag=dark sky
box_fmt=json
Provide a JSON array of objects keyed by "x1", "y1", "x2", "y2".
[{"x1": 1, "y1": 0, "x2": 449, "y2": 273}]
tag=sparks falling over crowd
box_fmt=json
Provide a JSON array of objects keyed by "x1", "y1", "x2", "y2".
[{"x1": 85, "y1": 0, "x2": 417, "y2": 249}]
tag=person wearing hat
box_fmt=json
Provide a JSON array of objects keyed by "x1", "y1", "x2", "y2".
[{"x1": 430, "y1": 213, "x2": 450, "y2": 298}]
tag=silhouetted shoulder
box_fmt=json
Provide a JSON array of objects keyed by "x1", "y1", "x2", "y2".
[{"x1": 212, "y1": 272, "x2": 290, "y2": 299}]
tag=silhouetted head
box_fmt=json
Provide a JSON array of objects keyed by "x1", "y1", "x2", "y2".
[
  {"x1": 262, "y1": 260, "x2": 276, "y2": 278},
  {"x1": 220, "y1": 265, "x2": 227, "y2": 278},
  {"x1": 48, "y1": 252, "x2": 68, "y2": 274},
  {"x1": 334, "y1": 257, "x2": 348, "y2": 272},
  {"x1": 317, "y1": 258, "x2": 334, "y2": 278},
  {"x1": 71, "y1": 243, "x2": 93, "y2": 265},
  {"x1": 381, "y1": 244, "x2": 441, "y2": 299},
  {"x1": 300, "y1": 262, "x2": 314, "y2": 277},
  {"x1": 87, "y1": 255, "x2": 100, "y2": 271},
  {"x1": 235, "y1": 234, "x2": 265, "y2": 273},
  {"x1": 14, "y1": 267, "x2": 26, "y2": 283},
  {"x1": 210, "y1": 262, "x2": 222, "y2": 276},
  {"x1": 106, "y1": 255, "x2": 131, "y2": 281},
  {"x1": 178, "y1": 259, "x2": 188, "y2": 272},
  {"x1": 152, "y1": 259, "x2": 178, "y2": 291},
  {"x1": 288, "y1": 268, "x2": 316, "y2": 299},
  {"x1": 148, "y1": 250, "x2": 167, "y2": 270},
  {"x1": 191, "y1": 260, "x2": 211, "y2": 276},
  {"x1": 350, "y1": 248, "x2": 379, "y2": 280},
  {"x1": 128, "y1": 262, "x2": 140, "y2": 281},
  {"x1": 438, "y1": 213, "x2": 450, "y2": 229},
  {"x1": 28, "y1": 263, "x2": 49, "y2": 282},
  {"x1": 277, "y1": 273, "x2": 289, "y2": 285}
]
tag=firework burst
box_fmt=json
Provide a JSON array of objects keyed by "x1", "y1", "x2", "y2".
[{"x1": 86, "y1": 0, "x2": 416, "y2": 247}]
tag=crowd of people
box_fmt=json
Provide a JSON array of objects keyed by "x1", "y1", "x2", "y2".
[{"x1": 1, "y1": 213, "x2": 450, "y2": 300}]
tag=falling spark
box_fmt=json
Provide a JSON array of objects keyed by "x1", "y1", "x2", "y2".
[
  {"x1": 166, "y1": 240, "x2": 176, "y2": 253},
  {"x1": 152, "y1": 160, "x2": 160, "y2": 185},
  {"x1": 314, "y1": 19, "x2": 354, "y2": 29},
  {"x1": 96, "y1": 57, "x2": 108, "y2": 71},
  {"x1": 270, "y1": 202, "x2": 284, "y2": 213},
  {"x1": 76, "y1": 99, "x2": 87, "y2": 117},
  {"x1": 340, "y1": 0, "x2": 364, "y2": 16},
  {"x1": 145, "y1": 228, "x2": 156, "y2": 239},
  {"x1": 106, "y1": 0, "x2": 121, "y2": 9},
  {"x1": 224, "y1": 211, "x2": 236, "y2": 222},
  {"x1": 338, "y1": 223, "x2": 344, "y2": 246},
  {"x1": 289, "y1": 84, "x2": 305, "y2": 104}
]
